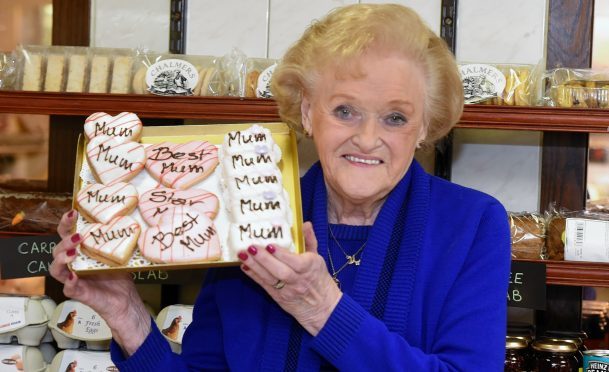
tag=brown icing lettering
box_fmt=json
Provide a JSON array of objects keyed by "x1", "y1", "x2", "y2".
[
  {"x1": 231, "y1": 154, "x2": 272, "y2": 169},
  {"x1": 227, "y1": 131, "x2": 267, "y2": 146},
  {"x1": 91, "y1": 226, "x2": 137, "y2": 245},
  {"x1": 96, "y1": 144, "x2": 135, "y2": 171},
  {"x1": 86, "y1": 189, "x2": 126, "y2": 204},
  {"x1": 234, "y1": 174, "x2": 278, "y2": 190},
  {"x1": 94, "y1": 122, "x2": 133, "y2": 138},
  {"x1": 148, "y1": 146, "x2": 214, "y2": 161},
  {"x1": 180, "y1": 226, "x2": 217, "y2": 252},
  {"x1": 160, "y1": 162, "x2": 205, "y2": 174},
  {"x1": 239, "y1": 224, "x2": 284, "y2": 240},
  {"x1": 240, "y1": 199, "x2": 281, "y2": 214}
]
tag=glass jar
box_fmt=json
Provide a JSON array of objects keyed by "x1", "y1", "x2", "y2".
[
  {"x1": 540, "y1": 337, "x2": 584, "y2": 369},
  {"x1": 505, "y1": 336, "x2": 529, "y2": 371},
  {"x1": 532, "y1": 339, "x2": 578, "y2": 372}
]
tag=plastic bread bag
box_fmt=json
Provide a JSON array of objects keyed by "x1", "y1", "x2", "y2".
[
  {"x1": 508, "y1": 212, "x2": 546, "y2": 259},
  {"x1": 544, "y1": 202, "x2": 609, "y2": 261},
  {"x1": 218, "y1": 47, "x2": 247, "y2": 97},
  {"x1": 132, "y1": 48, "x2": 217, "y2": 96},
  {"x1": 15, "y1": 45, "x2": 48, "y2": 91},
  {"x1": 244, "y1": 57, "x2": 278, "y2": 98},
  {"x1": 0, "y1": 190, "x2": 72, "y2": 234},
  {"x1": 458, "y1": 60, "x2": 543, "y2": 106},
  {"x1": 542, "y1": 67, "x2": 609, "y2": 108}
]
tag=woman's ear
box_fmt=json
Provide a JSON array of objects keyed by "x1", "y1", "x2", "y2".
[
  {"x1": 301, "y1": 96, "x2": 313, "y2": 136},
  {"x1": 416, "y1": 124, "x2": 428, "y2": 148}
]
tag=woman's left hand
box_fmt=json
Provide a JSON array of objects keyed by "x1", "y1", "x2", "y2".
[{"x1": 238, "y1": 221, "x2": 342, "y2": 336}]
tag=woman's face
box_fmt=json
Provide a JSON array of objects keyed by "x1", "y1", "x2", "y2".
[{"x1": 301, "y1": 52, "x2": 427, "y2": 208}]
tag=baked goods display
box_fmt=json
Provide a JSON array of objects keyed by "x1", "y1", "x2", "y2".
[
  {"x1": 220, "y1": 125, "x2": 294, "y2": 252},
  {"x1": 543, "y1": 68, "x2": 609, "y2": 108},
  {"x1": 7, "y1": 45, "x2": 278, "y2": 98},
  {"x1": 508, "y1": 212, "x2": 546, "y2": 259},
  {"x1": 71, "y1": 116, "x2": 301, "y2": 273},
  {"x1": 0, "y1": 191, "x2": 71, "y2": 234},
  {"x1": 459, "y1": 62, "x2": 540, "y2": 106}
]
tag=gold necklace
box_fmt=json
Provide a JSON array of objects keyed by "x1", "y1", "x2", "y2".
[{"x1": 327, "y1": 226, "x2": 367, "y2": 288}]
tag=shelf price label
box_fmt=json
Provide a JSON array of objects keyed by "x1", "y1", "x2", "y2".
[{"x1": 508, "y1": 261, "x2": 546, "y2": 310}]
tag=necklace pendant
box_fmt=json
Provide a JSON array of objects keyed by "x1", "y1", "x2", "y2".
[
  {"x1": 333, "y1": 276, "x2": 341, "y2": 289},
  {"x1": 346, "y1": 255, "x2": 361, "y2": 266}
]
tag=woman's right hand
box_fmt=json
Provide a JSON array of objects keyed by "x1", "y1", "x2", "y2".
[{"x1": 49, "y1": 210, "x2": 151, "y2": 356}]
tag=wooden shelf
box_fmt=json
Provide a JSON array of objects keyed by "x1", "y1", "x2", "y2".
[
  {"x1": 2, "y1": 91, "x2": 609, "y2": 132},
  {"x1": 516, "y1": 259, "x2": 609, "y2": 287}
]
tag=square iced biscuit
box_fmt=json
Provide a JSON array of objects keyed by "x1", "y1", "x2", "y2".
[
  {"x1": 66, "y1": 54, "x2": 87, "y2": 93},
  {"x1": 44, "y1": 54, "x2": 65, "y2": 92},
  {"x1": 89, "y1": 55, "x2": 111, "y2": 93}
]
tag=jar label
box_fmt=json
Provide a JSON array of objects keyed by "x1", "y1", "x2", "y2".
[{"x1": 584, "y1": 353, "x2": 609, "y2": 372}]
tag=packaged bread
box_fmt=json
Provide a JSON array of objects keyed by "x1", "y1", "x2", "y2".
[
  {"x1": 543, "y1": 68, "x2": 609, "y2": 108},
  {"x1": 508, "y1": 212, "x2": 546, "y2": 259},
  {"x1": 0, "y1": 191, "x2": 71, "y2": 234},
  {"x1": 43, "y1": 51, "x2": 66, "y2": 92},
  {"x1": 0, "y1": 52, "x2": 19, "y2": 90},
  {"x1": 88, "y1": 52, "x2": 112, "y2": 93},
  {"x1": 458, "y1": 61, "x2": 542, "y2": 106},
  {"x1": 48, "y1": 300, "x2": 111, "y2": 350},
  {"x1": 546, "y1": 214, "x2": 566, "y2": 260},
  {"x1": 110, "y1": 54, "x2": 135, "y2": 94},
  {"x1": 155, "y1": 305, "x2": 193, "y2": 353},
  {"x1": 0, "y1": 295, "x2": 55, "y2": 346}
]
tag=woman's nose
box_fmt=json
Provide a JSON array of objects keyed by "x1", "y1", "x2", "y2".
[{"x1": 352, "y1": 116, "x2": 381, "y2": 151}]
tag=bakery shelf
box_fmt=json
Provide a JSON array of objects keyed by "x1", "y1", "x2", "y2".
[
  {"x1": 0, "y1": 91, "x2": 280, "y2": 121},
  {"x1": 2, "y1": 91, "x2": 609, "y2": 132},
  {"x1": 515, "y1": 259, "x2": 609, "y2": 287}
]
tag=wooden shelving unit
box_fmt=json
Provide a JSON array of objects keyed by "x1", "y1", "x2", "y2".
[
  {"x1": 2, "y1": 91, "x2": 609, "y2": 132},
  {"x1": 2, "y1": 90, "x2": 609, "y2": 286}
]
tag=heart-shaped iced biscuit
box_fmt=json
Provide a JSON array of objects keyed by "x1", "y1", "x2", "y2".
[
  {"x1": 145, "y1": 141, "x2": 219, "y2": 190},
  {"x1": 84, "y1": 112, "x2": 143, "y2": 143},
  {"x1": 139, "y1": 187, "x2": 219, "y2": 226},
  {"x1": 80, "y1": 216, "x2": 141, "y2": 266},
  {"x1": 139, "y1": 207, "x2": 221, "y2": 263},
  {"x1": 87, "y1": 136, "x2": 146, "y2": 185},
  {"x1": 77, "y1": 182, "x2": 138, "y2": 223}
]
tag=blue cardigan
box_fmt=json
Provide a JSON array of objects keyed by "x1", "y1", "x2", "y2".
[{"x1": 112, "y1": 161, "x2": 511, "y2": 371}]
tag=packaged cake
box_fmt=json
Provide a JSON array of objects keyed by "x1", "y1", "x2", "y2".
[
  {"x1": 543, "y1": 68, "x2": 609, "y2": 108},
  {"x1": 70, "y1": 116, "x2": 303, "y2": 274}
]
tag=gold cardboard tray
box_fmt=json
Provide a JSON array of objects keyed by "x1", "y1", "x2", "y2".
[{"x1": 70, "y1": 122, "x2": 303, "y2": 274}]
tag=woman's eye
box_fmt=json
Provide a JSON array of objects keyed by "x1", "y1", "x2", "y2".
[
  {"x1": 385, "y1": 112, "x2": 407, "y2": 126},
  {"x1": 332, "y1": 105, "x2": 354, "y2": 120}
]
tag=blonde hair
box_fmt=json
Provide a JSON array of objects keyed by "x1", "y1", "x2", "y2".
[{"x1": 271, "y1": 3, "x2": 464, "y2": 146}]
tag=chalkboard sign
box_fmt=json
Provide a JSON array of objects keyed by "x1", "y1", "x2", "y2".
[
  {"x1": 508, "y1": 261, "x2": 546, "y2": 310},
  {"x1": 0, "y1": 235, "x2": 208, "y2": 285},
  {"x1": 0, "y1": 235, "x2": 60, "y2": 279}
]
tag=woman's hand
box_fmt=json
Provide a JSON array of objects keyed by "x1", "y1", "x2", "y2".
[
  {"x1": 49, "y1": 210, "x2": 151, "y2": 356},
  {"x1": 238, "y1": 222, "x2": 342, "y2": 336}
]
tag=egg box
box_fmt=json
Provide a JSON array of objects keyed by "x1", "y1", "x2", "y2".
[
  {"x1": 48, "y1": 349, "x2": 116, "y2": 372},
  {"x1": 48, "y1": 300, "x2": 111, "y2": 351},
  {"x1": 0, "y1": 295, "x2": 55, "y2": 346},
  {"x1": 0, "y1": 344, "x2": 46, "y2": 372},
  {"x1": 155, "y1": 304, "x2": 193, "y2": 354}
]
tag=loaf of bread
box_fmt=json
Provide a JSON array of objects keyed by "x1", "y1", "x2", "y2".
[
  {"x1": 509, "y1": 213, "x2": 546, "y2": 259},
  {"x1": 546, "y1": 215, "x2": 566, "y2": 260}
]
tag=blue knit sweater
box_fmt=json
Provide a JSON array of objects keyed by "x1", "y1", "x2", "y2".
[{"x1": 111, "y1": 161, "x2": 511, "y2": 371}]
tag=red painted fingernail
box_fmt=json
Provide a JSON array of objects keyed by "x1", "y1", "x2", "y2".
[
  {"x1": 238, "y1": 251, "x2": 248, "y2": 261},
  {"x1": 247, "y1": 246, "x2": 257, "y2": 255},
  {"x1": 242, "y1": 264, "x2": 250, "y2": 271},
  {"x1": 68, "y1": 272, "x2": 74, "y2": 281},
  {"x1": 71, "y1": 233, "x2": 81, "y2": 243},
  {"x1": 266, "y1": 245, "x2": 276, "y2": 254},
  {"x1": 68, "y1": 210, "x2": 75, "y2": 218},
  {"x1": 67, "y1": 248, "x2": 76, "y2": 257}
]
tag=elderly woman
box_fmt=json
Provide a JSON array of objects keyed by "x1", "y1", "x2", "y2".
[{"x1": 50, "y1": 4, "x2": 510, "y2": 371}]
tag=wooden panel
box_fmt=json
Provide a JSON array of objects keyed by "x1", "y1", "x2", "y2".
[
  {"x1": 47, "y1": 115, "x2": 84, "y2": 192},
  {"x1": 546, "y1": 0, "x2": 594, "y2": 69},
  {"x1": 52, "y1": 0, "x2": 90, "y2": 46}
]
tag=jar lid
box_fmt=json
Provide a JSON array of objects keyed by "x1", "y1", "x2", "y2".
[
  {"x1": 542, "y1": 337, "x2": 582, "y2": 348},
  {"x1": 506, "y1": 336, "x2": 529, "y2": 350},
  {"x1": 510, "y1": 335, "x2": 533, "y2": 344},
  {"x1": 532, "y1": 339, "x2": 577, "y2": 353}
]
